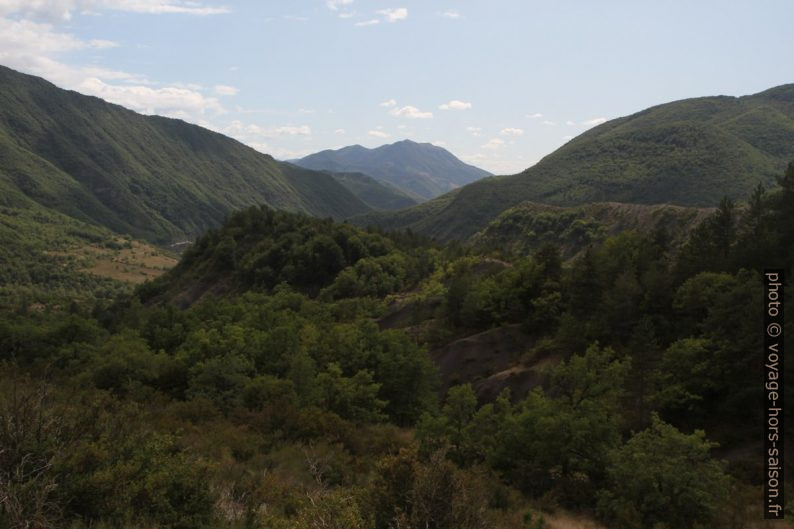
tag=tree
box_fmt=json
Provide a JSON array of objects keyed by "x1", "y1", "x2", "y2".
[
  {"x1": 316, "y1": 363, "x2": 387, "y2": 424},
  {"x1": 491, "y1": 345, "x2": 628, "y2": 505},
  {"x1": 676, "y1": 197, "x2": 738, "y2": 277},
  {"x1": 597, "y1": 414, "x2": 729, "y2": 529},
  {"x1": 365, "y1": 448, "x2": 492, "y2": 529},
  {"x1": 624, "y1": 317, "x2": 661, "y2": 429}
]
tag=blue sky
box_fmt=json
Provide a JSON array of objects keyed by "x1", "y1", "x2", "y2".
[{"x1": 1, "y1": 1, "x2": 793, "y2": 173}]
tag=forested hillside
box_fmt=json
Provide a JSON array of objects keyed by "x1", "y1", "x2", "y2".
[
  {"x1": 0, "y1": 66, "x2": 371, "y2": 245},
  {"x1": 3, "y1": 164, "x2": 792, "y2": 529},
  {"x1": 326, "y1": 171, "x2": 419, "y2": 210},
  {"x1": 357, "y1": 84, "x2": 794, "y2": 241},
  {"x1": 473, "y1": 201, "x2": 714, "y2": 259}
]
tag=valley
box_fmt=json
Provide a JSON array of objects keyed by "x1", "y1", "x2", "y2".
[{"x1": 0, "y1": 64, "x2": 792, "y2": 529}]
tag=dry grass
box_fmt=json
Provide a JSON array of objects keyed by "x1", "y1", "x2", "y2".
[
  {"x1": 46, "y1": 238, "x2": 178, "y2": 284},
  {"x1": 80, "y1": 240, "x2": 177, "y2": 283},
  {"x1": 539, "y1": 508, "x2": 794, "y2": 529},
  {"x1": 541, "y1": 510, "x2": 605, "y2": 529}
]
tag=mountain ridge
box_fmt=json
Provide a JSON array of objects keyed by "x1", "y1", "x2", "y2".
[
  {"x1": 0, "y1": 65, "x2": 372, "y2": 244},
  {"x1": 292, "y1": 139, "x2": 492, "y2": 200},
  {"x1": 354, "y1": 83, "x2": 794, "y2": 240}
]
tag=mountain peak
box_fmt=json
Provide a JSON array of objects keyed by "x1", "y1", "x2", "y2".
[{"x1": 293, "y1": 140, "x2": 491, "y2": 200}]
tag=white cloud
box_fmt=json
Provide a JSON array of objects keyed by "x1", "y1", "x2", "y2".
[
  {"x1": 542, "y1": 120, "x2": 557, "y2": 126},
  {"x1": 563, "y1": 135, "x2": 574, "y2": 140},
  {"x1": 439, "y1": 99, "x2": 471, "y2": 110},
  {"x1": 204, "y1": 120, "x2": 316, "y2": 159},
  {"x1": 368, "y1": 130, "x2": 390, "y2": 138},
  {"x1": 466, "y1": 126, "x2": 482, "y2": 136},
  {"x1": 0, "y1": 0, "x2": 230, "y2": 19},
  {"x1": 220, "y1": 121, "x2": 312, "y2": 138},
  {"x1": 379, "y1": 98, "x2": 397, "y2": 107},
  {"x1": 441, "y1": 10, "x2": 461, "y2": 19},
  {"x1": 582, "y1": 117, "x2": 607, "y2": 126},
  {"x1": 247, "y1": 142, "x2": 313, "y2": 160},
  {"x1": 214, "y1": 84, "x2": 238, "y2": 96},
  {"x1": 0, "y1": 8, "x2": 230, "y2": 120},
  {"x1": 355, "y1": 18, "x2": 378, "y2": 26},
  {"x1": 461, "y1": 153, "x2": 486, "y2": 163},
  {"x1": 78, "y1": 77, "x2": 223, "y2": 115},
  {"x1": 88, "y1": 38, "x2": 119, "y2": 48},
  {"x1": 0, "y1": 17, "x2": 84, "y2": 55},
  {"x1": 326, "y1": 0, "x2": 353, "y2": 11},
  {"x1": 335, "y1": 128, "x2": 345, "y2": 134},
  {"x1": 460, "y1": 153, "x2": 532, "y2": 174},
  {"x1": 481, "y1": 138, "x2": 504, "y2": 150},
  {"x1": 268, "y1": 125, "x2": 312, "y2": 136},
  {"x1": 377, "y1": 7, "x2": 407, "y2": 22},
  {"x1": 565, "y1": 120, "x2": 576, "y2": 126},
  {"x1": 338, "y1": 11, "x2": 354, "y2": 18},
  {"x1": 432, "y1": 140, "x2": 447, "y2": 146},
  {"x1": 173, "y1": 82, "x2": 202, "y2": 90},
  {"x1": 499, "y1": 127, "x2": 524, "y2": 136},
  {"x1": 104, "y1": 1, "x2": 229, "y2": 15},
  {"x1": 527, "y1": 113, "x2": 543, "y2": 119},
  {"x1": 389, "y1": 105, "x2": 432, "y2": 119}
]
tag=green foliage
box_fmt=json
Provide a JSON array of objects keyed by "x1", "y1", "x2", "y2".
[
  {"x1": 365, "y1": 448, "x2": 493, "y2": 529},
  {"x1": 316, "y1": 363, "x2": 387, "y2": 424},
  {"x1": 292, "y1": 489, "x2": 370, "y2": 529},
  {"x1": 0, "y1": 371, "x2": 212, "y2": 529},
  {"x1": 473, "y1": 204, "x2": 607, "y2": 258},
  {"x1": 597, "y1": 414, "x2": 729, "y2": 529},
  {"x1": 144, "y1": 206, "x2": 434, "y2": 304},
  {"x1": 492, "y1": 345, "x2": 628, "y2": 505},
  {"x1": 321, "y1": 253, "x2": 409, "y2": 299},
  {"x1": 4, "y1": 162, "x2": 794, "y2": 528},
  {"x1": 0, "y1": 205, "x2": 131, "y2": 308}
]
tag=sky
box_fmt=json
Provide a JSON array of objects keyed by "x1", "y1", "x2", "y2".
[{"x1": 1, "y1": 1, "x2": 793, "y2": 174}]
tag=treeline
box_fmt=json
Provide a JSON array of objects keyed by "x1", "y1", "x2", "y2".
[{"x1": 1, "y1": 165, "x2": 793, "y2": 528}]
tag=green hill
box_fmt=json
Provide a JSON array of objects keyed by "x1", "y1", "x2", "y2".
[
  {"x1": 0, "y1": 65, "x2": 371, "y2": 245},
  {"x1": 136, "y1": 205, "x2": 431, "y2": 307},
  {"x1": 357, "y1": 84, "x2": 794, "y2": 240},
  {"x1": 473, "y1": 201, "x2": 714, "y2": 259}
]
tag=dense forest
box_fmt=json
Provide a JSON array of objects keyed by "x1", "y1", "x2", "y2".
[{"x1": 2, "y1": 164, "x2": 794, "y2": 528}]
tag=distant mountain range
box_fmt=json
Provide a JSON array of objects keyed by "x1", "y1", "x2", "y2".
[
  {"x1": 0, "y1": 65, "x2": 374, "y2": 245},
  {"x1": 4, "y1": 63, "x2": 794, "y2": 253},
  {"x1": 291, "y1": 140, "x2": 492, "y2": 200},
  {"x1": 356, "y1": 84, "x2": 794, "y2": 240}
]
